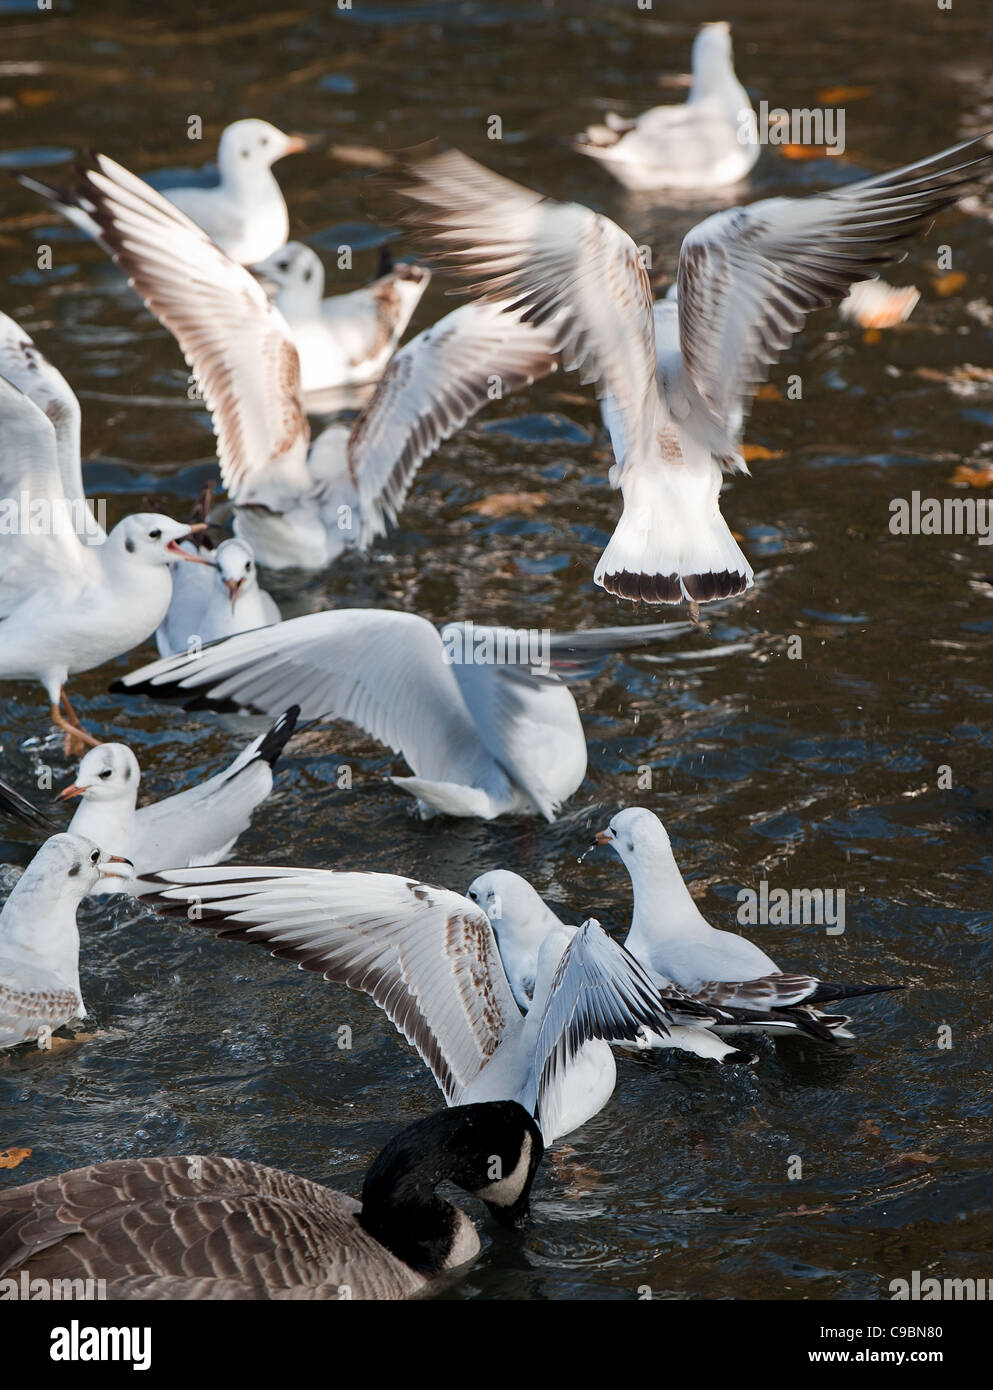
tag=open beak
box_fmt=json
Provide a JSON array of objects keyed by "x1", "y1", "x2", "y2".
[
  {"x1": 57, "y1": 783, "x2": 87, "y2": 802},
  {"x1": 102, "y1": 855, "x2": 135, "y2": 882},
  {"x1": 594, "y1": 830, "x2": 611, "y2": 845},
  {"x1": 168, "y1": 526, "x2": 214, "y2": 565},
  {"x1": 224, "y1": 577, "x2": 245, "y2": 612}
]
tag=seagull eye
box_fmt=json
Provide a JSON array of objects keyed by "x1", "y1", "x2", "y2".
[
  {"x1": 303, "y1": 268, "x2": 313, "y2": 283},
  {"x1": 276, "y1": 260, "x2": 289, "y2": 272},
  {"x1": 148, "y1": 528, "x2": 161, "y2": 540},
  {"x1": 99, "y1": 768, "x2": 113, "y2": 780},
  {"x1": 90, "y1": 849, "x2": 100, "y2": 864},
  {"x1": 468, "y1": 891, "x2": 477, "y2": 901},
  {"x1": 260, "y1": 136, "x2": 269, "y2": 146}
]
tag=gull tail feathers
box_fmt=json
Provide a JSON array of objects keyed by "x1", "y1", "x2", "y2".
[{"x1": 594, "y1": 459, "x2": 752, "y2": 605}]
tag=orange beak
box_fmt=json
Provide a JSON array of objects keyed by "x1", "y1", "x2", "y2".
[
  {"x1": 167, "y1": 527, "x2": 215, "y2": 565},
  {"x1": 224, "y1": 577, "x2": 245, "y2": 612},
  {"x1": 594, "y1": 830, "x2": 611, "y2": 845},
  {"x1": 57, "y1": 783, "x2": 86, "y2": 801},
  {"x1": 102, "y1": 855, "x2": 135, "y2": 881},
  {"x1": 283, "y1": 134, "x2": 312, "y2": 156}
]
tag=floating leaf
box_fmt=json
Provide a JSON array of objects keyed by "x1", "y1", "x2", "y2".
[
  {"x1": 948, "y1": 463, "x2": 993, "y2": 487},
  {"x1": 780, "y1": 144, "x2": 832, "y2": 160},
  {"x1": 0, "y1": 1147, "x2": 32, "y2": 1169},
  {"x1": 932, "y1": 271, "x2": 968, "y2": 297},
  {"x1": 474, "y1": 491, "x2": 549, "y2": 518},
  {"x1": 816, "y1": 84, "x2": 873, "y2": 103},
  {"x1": 755, "y1": 383, "x2": 783, "y2": 402},
  {"x1": 741, "y1": 443, "x2": 784, "y2": 462},
  {"x1": 18, "y1": 88, "x2": 56, "y2": 107}
]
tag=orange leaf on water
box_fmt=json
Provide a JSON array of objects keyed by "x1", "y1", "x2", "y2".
[
  {"x1": 755, "y1": 383, "x2": 783, "y2": 402},
  {"x1": 473, "y1": 491, "x2": 549, "y2": 518},
  {"x1": 741, "y1": 443, "x2": 784, "y2": 462},
  {"x1": 0, "y1": 1147, "x2": 32, "y2": 1169},
  {"x1": 816, "y1": 84, "x2": 873, "y2": 103},
  {"x1": 948, "y1": 463, "x2": 993, "y2": 487},
  {"x1": 780, "y1": 144, "x2": 831, "y2": 160},
  {"x1": 932, "y1": 271, "x2": 968, "y2": 297}
]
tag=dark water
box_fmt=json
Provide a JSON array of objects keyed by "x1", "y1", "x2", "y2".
[{"x1": 1, "y1": 0, "x2": 992, "y2": 1301}]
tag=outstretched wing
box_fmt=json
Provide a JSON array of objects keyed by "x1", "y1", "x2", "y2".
[
  {"x1": 74, "y1": 152, "x2": 311, "y2": 508},
  {"x1": 146, "y1": 865, "x2": 520, "y2": 1103}
]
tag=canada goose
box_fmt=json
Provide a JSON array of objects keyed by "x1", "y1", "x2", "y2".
[
  {"x1": 146, "y1": 864, "x2": 682, "y2": 1142},
  {"x1": 592, "y1": 807, "x2": 902, "y2": 1042},
  {"x1": 0, "y1": 834, "x2": 132, "y2": 1048},
  {"x1": 0, "y1": 1101, "x2": 544, "y2": 1300}
]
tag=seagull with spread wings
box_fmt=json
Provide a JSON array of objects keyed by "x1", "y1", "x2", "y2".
[
  {"x1": 394, "y1": 135, "x2": 993, "y2": 605},
  {"x1": 59, "y1": 152, "x2": 559, "y2": 572},
  {"x1": 0, "y1": 314, "x2": 211, "y2": 752},
  {"x1": 147, "y1": 863, "x2": 702, "y2": 1143}
]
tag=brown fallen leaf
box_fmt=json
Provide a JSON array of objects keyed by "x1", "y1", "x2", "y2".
[
  {"x1": 474, "y1": 490, "x2": 549, "y2": 518},
  {"x1": 948, "y1": 463, "x2": 993, "y2": 487},
  {"x1": 816, "y1": 84, "x2": 873, "y2": 103},
  {"x1": 932, "y1": 271, "x2": 968, "y2": 297},
  {"x1": 18, "y1": 88, "x2": 56, "y2": 107},
  {"x1": 755, "y1": 383, "x2": 783, "y2": 402},
  {"x1": 862, "y1": 328, "x2": 882, "y2": 345},
  {"x1": 855, "y1": 1117, "x2": 882, "y2": 1138},
  {"x1": 0, "y1": 1147, "x2": 32, "y2": 1169},
  {"x1": 780, "y1": 144, "x2": 832, "y2": 161},
  {"x1": 741, "y1": 443, "x2": 784, "y2": 462}
]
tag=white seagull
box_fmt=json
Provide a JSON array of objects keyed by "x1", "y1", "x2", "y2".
[
  {"x1": 0, "y1": 328, "x2": 213, "y2": 750},
  {"x1": 574, "y1": 22, "x2": 759, "y2": 192},
  {"x1": 395, "y1": 135, "x2": 993, "y2": 604},
  {"x1": 465, "y1": 869, "x2": 756, "y2": 1065},
  {"x1": 253, "y1": 242, "x2": 431, "y2": 394},
  {"x1": 67, "y1": 152, "x2": 559, "y2": 571},
  {"x1": 51, "y1": 708, "x2": 298, "y2": 894},
  {"x1": 146, "y1": 863, "x2": 679, "y2": 1143},
  {"x1": 18, "y1": 119, "x2": 310, "y2": 265},
  {"x1": 112, "y1": 614, "x2": 692, "y2": 821},
  {"x1": 593, "y1": 807, "x2": 902, "y2": 1042},
  {"x1": 0, "y1": 833, "x2": 132, "y2": 1049},
  {"x1": 156, "y1": 536, "x2": 281, "y2": 657}
]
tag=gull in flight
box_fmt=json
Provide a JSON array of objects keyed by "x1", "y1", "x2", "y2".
[
  {"x1": 395, "y1": 135, "x2": 993, "y2": 604},
  {"x1": 0, "y1": 1101, "x2": 544, "y2": 1300},
  {"x1": 0, "y1": 833, "x2": 132, "y2": 1049},
  {"x1": 147, "y1": 863, "x2": 682, "y2": 1143},
  {"x1": 157, "y1": 535, "x2": 281, "y2": 657},
  {"x1": 66, "y1": 152, "x2": 559, "y2": 571},
  {"x1": 574, "y1": 22, "x2": 759, "y2": 193},
  {"x1": 592, "y1": 807, "x2": 902, "y2": 1042},
  {"x1": 0, "y1": 318, "x2": 212, "y2": 752},
  {"x1": 17, "y1": 118, "x2": 311, "y2": 265},
  {"x1": 113, "y1": 614, "x2": 693, "y2": 821},
  {"x1": 253, "y1": 242, "x2": 431, "y2": 394}
]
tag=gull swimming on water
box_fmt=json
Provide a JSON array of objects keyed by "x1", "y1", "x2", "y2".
[
  {"x1": 574, "y1": 22, "x2": 759, "y2": 193},
  {"x1": 146, "y1": 862, "x2": 681, "y2": 1143},
  {"x1": 395, "y1": 135, "x2": 993, "y2": 605},
  {"x1": 113, "y1": 615, "x2": 693, "y2": 821},
  {"x1": 253, "y1": 242, "x2": 431, "y2": 394},
  {"x1": 0, "y1": 334, "x2": 212, "y2": 750},
  {"x1": 17, "y1": 118, "x2": 311, "y2": 265},
  {"x1": 0, "y1": 833, "x2": 132, "y2": 1049},
  {"x1": 156, "y1": 536, "x2": 281, "y2": 657},
  {"x1": 592, "y1": 807, "x2": 902, "y2": 1043},
  {"x1": 0, "y1": 1101, "x2": 544, "y2": 1300},
  {"x1": 67, "y1": 152, "x2": 559, "y2": 571}
]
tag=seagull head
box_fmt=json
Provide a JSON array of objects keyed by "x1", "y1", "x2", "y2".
[
  {"x1": 11, "y1": 833, "x2": 134, "y2": 912},
  {"x1": 214, "y1": 537, "x2": 260, "y2": 612},
  {"x1": 218, "y1": 119, "x2": 312, "y2": 177},
  {"x1": 592, "y1": 806, "x2": 672, "y2": 866},
  {"x1": 466, "y1": 869, "x2": 566, "y2": 1010},
  {"x1": 111, "y1": 514, "x2": 215, "y2": 569},
  {"x1": 251, "y1": 241, "x2": 325, "y2": 302},
  {"x1": 58, "y1": 743, "x2": 141, "y2": 807}
]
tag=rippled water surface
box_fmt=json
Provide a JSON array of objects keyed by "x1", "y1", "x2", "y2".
[{"x1": 1, "y1": 0, "x2": 993, "y2": 1301}]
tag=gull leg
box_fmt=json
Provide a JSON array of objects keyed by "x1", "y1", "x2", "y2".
[{"x1": 51, "y1": 692, "x2": 100, "y2": 756}]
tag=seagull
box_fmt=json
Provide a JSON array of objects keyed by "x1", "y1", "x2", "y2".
[
  {"x1": 51, "y1": 708, "x2": 298, "y2": 894},
  {"x1": 0, "y1": 336, "x2": 213, "y2": 750},
  {"x1": 0, "y1": 833, "x2": 132, "y2": 1049},
  {"x1": 0, "y1": 1101, "x2": 543, "y2": 1300},
  {"x1": 592, "y1": 807, "x2": 902, "y2": 1042},
  {"x1": 145, "y1": 863, "x2": 680, "y2": 1143},
  {"x1": 112, "y1": 614, "x2": 693, "y2": 821},
  {"x1": 574, "y1": 22, "x2": 759, "y2": 192},
  {"x1": 253, "y1": 242, "x2": 431, "y2": 394},
  {"x1": 464, "y1": 869, "x2": 756, "y2": 1065},
  {"x1": 156, "y1": 536, "x2": 281, "y2": 657},
  {"x1": 17, "y1": 119, "x2": 311, "y2": 265},
  {"x1": 66, "y1": 152, "x2": 559, "y2": 571},
  {"x1": 394, "y1": 135, "x2": 993, "y2": 604}
]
